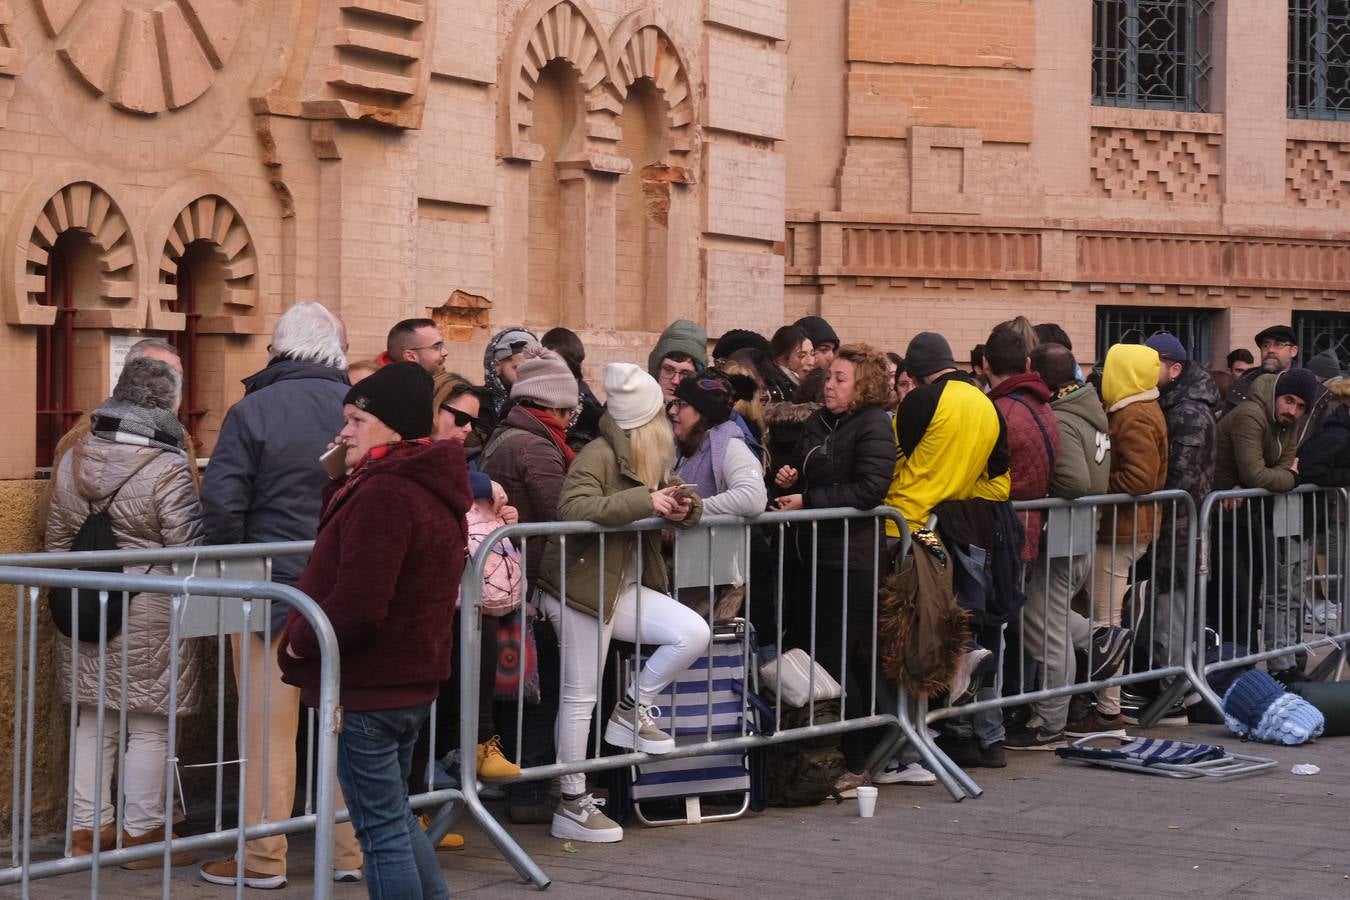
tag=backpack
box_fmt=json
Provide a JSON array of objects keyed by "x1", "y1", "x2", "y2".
[
  {"x1": 762, "y1": 695, "x2": 846, "y2": 807},
  {"x1": 465, "y1": 501, "x2": 523, "y2": 616},
  {"x1": 47, "y1": 457, "x2": 154, "y2": 643}
]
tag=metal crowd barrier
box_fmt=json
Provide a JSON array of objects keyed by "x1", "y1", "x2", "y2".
[
  {"x1": 904, "y1": 490, "x2": 1208, "y2": 801},
  {"x1": 437, "y1": 507, "x2": 912, "y2": 889},
  {"x1": 1192, "y1": 485, "x2": 1350, "y2": 712},
  {"x1": 0, "y1": 545, "x2": 346, "y2": 900}
]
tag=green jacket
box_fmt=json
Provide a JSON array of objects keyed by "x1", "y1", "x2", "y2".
[
  {"x1": 1215, "y1": 373, "x2": 1297, "y2": 492},
  {"x1": 538, "y1": 412, "x2": 703, "y2": 621},
  {"x1": 1048, "y1": 383, "x2": 1111, "y2": 499}
]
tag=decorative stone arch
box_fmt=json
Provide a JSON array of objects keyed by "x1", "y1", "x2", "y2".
[
  {"x1": 1, "y1": 168, "x2": 140, "y2": 328},
  {"x1": 609, "y1": 12, "x2": 697, "y2": 173},
  {"x1": 499, "y1": 0, "x2": 625, "y2": 167},
  {"x1": 146, "y1": 186, "x2": 264, "y2": 334}
]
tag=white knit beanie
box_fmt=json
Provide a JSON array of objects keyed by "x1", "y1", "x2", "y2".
[{"x1": 603, "y1": 363, "x2": 664, "y2": 430}]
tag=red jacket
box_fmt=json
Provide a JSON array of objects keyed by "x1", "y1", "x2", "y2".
[
  {"x1": 989, "y1": 373, "x2": 1060, "y2": 561},
  {"x1": 280, "y1": 440, "x2": 471, "y2": 711}
]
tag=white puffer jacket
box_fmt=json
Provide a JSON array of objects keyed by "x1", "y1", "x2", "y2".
[{"x1": 46, "y1": 434, "x2": 206, "y2": 716}]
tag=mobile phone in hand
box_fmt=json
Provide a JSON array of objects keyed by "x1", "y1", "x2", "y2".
[{"x1": 320, "y1": 443, "x2": 348, "y2": 479}]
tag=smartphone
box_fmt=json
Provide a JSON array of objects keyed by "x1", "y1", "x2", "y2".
[
  {"x1": 320, "y1": 443, "x2": 349, "y2": 480},
  {"x1": 672, "y1": 483, "x2": 697, "y2": 501}
]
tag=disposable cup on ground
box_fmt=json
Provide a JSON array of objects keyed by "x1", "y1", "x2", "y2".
[{"x1": 856, "y1": 785, "x2": 878, "y2": 818}]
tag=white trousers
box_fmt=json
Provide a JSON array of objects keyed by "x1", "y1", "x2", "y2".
[{"x1": 71, "y1": 705, "x2": 169, "y2": 836}]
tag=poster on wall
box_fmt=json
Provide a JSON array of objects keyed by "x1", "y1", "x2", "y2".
[{"x1": 108, "y1": 334, "x2": 143, "y2": 388}]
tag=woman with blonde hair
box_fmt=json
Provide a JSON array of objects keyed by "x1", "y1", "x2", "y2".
[{"x1": 536, "y1": 363, "x2": 711, "y2": 844}]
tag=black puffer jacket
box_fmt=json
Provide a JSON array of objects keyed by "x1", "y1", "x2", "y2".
[
  {"x1": 1298, "y1": 398, "x2": 1350, "y2": 487},
  {"x1": 779, "y1": 405, "x2": 896, "y2": 570}
]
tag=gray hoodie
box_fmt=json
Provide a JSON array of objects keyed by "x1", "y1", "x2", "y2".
[{"x1": 1047, "y1": 382, "x2": 1111, "y2": 499}]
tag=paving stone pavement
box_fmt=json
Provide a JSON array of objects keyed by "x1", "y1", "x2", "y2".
[{"x1": 4, "y1": 722, "x2": 1346, "y2": 899}]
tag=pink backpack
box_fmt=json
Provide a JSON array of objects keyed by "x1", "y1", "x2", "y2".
[{"x1": 465, "y1": 501, "x2": 524, "y2": 616}]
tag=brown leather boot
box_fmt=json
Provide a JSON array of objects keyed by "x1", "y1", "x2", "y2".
[
  {"x1": 69, "y1": 823, "x2": 118, "y2": 857},
  {"x1": 119, "y1": 826, "x2": 195, "y2": 870}
]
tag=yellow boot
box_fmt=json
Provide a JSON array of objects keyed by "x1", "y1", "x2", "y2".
[
  {"x1": 418, "y1": 814, "x2": 465, "y2": 851},
  {"x1": 476, "y1": 735, "x2": 521, "y2": 780}
]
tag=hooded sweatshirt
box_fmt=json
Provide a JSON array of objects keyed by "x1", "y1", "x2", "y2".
[
  {"x1": 482, "y1": 326, "x2": 540, "y2": 422},
  {"x1": 1047, "y1": 382, "x2": 1111, "y2": 499},
  {"x1": 1215, "y1": 372, "x2": 1298, "y2": 492},
  {"x1": 280, "y1": 439, "x2": 472, "y2": 710},
  {"x1": 988, "y1": 372, "x2": 1059, "y2": 560},
  {"x1": 647, "y1": 320, "x2": 708, "y2": 377},
  {"x1": 1099, "y1": 344, "x2": 1169, "y2": 546},
  {"x1": 1298, "y1": 380, "x2": 1350, "y2": 486}
]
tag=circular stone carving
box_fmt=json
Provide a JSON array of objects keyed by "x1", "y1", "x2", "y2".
[{"x1": 38, "y1": 0, "x2": 243, "y2": 115}]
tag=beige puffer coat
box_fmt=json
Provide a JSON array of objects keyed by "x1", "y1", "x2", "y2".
[{"x1": 46, "y1": 434, "x2": 206, "y2": 716}]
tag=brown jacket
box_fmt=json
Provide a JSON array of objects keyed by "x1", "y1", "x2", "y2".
[
  {"x1": 46, "y1": 434, "x2": 206, "y2": 716},
  {"x1": 1100, "y1": 397, "x2": 1169, "y2": 547},
  {"x1": 479, "y1": 405, "x2": 571, "y2": 586}
]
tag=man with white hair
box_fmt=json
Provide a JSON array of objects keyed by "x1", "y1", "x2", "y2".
[{"x1": 199, "y1": 301, "x2": 364, "y2": 889}]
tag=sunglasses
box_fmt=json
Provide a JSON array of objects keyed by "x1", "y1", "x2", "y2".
[{"x1": 440, "y1": 405, "x2": 479, "y2": 429}]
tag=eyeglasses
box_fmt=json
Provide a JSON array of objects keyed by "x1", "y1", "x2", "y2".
[
  {"x1": 659, "y1": 363, "x2": 694, "y2": 382},
  {"x1": 411, "y1": 341, "x2": 446, "y2": 353},
  {"x1": 1259, "y1": 339, "x2": 1294, "y2": 351},
  {"x1": 440, "y1": 405, "x2": 478, "y2": 429},
  {"x1": 665, "y1": 399, "x2": 688, "y2": 416}
]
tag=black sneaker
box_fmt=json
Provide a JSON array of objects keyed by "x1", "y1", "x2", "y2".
[
  {"x1": 1004, "y1": 727, "x2": 1067, "y2": 751},
  {"x1": 1120, "y1": 688, "x2": 1188, "y2": 726},
  {"x1": 935, "y1": 733, "x2": 984, "y2": 769},
  {"x1": 979, "y1": 741, "x2": 1007, "y2": 768},
  {"x1": 1270, "y1": 667, "x2": 1308, "y2": 688},
  {"x1": 1088, "y1": 625, "x2": 1133, "y2": 681}
]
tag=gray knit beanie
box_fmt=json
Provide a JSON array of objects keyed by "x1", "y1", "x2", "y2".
[
  {"x1": 904, "y1": 332, "x2": 957, "y2": 379},
  {"x1": 510, "y1": 348, "x2": 579, "y2": 410}
]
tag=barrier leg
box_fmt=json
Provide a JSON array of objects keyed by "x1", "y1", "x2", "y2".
[{"x1": 896, "y1": 691, "x2": 979, "y2": 801}]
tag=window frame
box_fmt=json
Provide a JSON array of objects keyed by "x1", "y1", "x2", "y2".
[
  {"x1": 1289, "y1": 0, "x2": 1350, "y2": 121},
  {"x1": 1093, "y1": 0, "x2": 1214, "y2": 113},
  {"x1": 1094, "y1": 305, "x2": 1214, "y2": 367}
]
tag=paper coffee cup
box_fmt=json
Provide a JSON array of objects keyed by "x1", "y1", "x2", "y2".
[{"x1": 856, "y1": 785, "x2": 878, "y2": 818}]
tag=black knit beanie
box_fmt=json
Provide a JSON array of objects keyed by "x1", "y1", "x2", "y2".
[
  {"x1": 904, "y1": 332, "x2": 957, "y2": 379},
  {"x1": 1274, "y1": 367, "x2": 1320, "y2": 410},
  {"x1": 713, "y1": 329, "x2": 771, "y2": 360},
  {"x1": 675, "y1": 370, "x2": 737, "y2": 425},
  {"x1": 793, "y1": 316, "x2": 840, "y2": 349},
  {"x1": 345, "y1": 361, "x2": 434, "y2": 439}
]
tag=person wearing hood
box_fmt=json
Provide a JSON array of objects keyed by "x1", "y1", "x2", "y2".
[
  {"x1": 279, "y1": 362, "x2": 470, "y2": 899},
  {"x1": 793, "y1": 315, "x2": 840, "y2": 370},
  {"x1": 1008, "y1": 343, "x2": 1111, "y2": 750},
  {"x1": 481, "y1": 326, "x2": 541, "y2": 439},
  {"x1": 200, "y1": 302, "x2": 364, "y2": 889},
  {"x1": 1298, "y1": 378, "x2": 1350, "y2": 485},
  {"x1": 1068, "y1": 343, "x2": 1168, "y2": 739},
  {"x1": 1126, "y1": 333, "x2": 1221, "y2": 715},
  {"x1": 649, "y1": 319, "x2": 708, "y2": 401},
  {"x1": 982, "y1": 324, "x2": 1059, "y2": 562},
  {"x1": 537, "y1": 364, "x2": 709, "y2": 844},
  {"x1": 1298, "y1": 348, "x2": 1343, "y2": 446},
  {"x1": 1214, "y1": 368, "x2": 1316, "y2": 682},
  {"x1": 47, "y1": 357, "x2": 203, "y2": 866}
]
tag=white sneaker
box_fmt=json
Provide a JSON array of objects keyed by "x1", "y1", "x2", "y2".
[
  {"x1": 949, "y1": 647, "x2": 991, "y2": 701},
  {"x1": 604, "y1": 702, "x2": 675, "y2": 754},
  {"x1": 334, "y1": 868, "x2": 363, "y2": 883},
  {"x1": 872, "y1": 759, "x2": 937, "y2": 785},
  {"x1": 551, "y1": 793, "x2": 623, "y2": 843}
]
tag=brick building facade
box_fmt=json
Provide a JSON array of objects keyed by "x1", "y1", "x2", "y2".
[{"x1": 786, "y1": 0, "x2": 1350, "y2": 373}]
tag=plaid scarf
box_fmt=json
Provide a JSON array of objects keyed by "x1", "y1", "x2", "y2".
[
  {"x1": 320, "y1": 439, "x2": 431, "y2": 529},
  {"x1": 89, "y1": 399, "x2": 187, "y2": 455}
]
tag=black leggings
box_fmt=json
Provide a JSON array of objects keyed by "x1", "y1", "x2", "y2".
[{"x1": 407, "y1": 612, "x2": 498, "y2": 793}]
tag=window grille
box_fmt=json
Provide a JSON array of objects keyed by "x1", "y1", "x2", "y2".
[
  {"x1": 35, "y1": 247, "x2": 79, "y2": 471},
  {"x1": 1294, "y1": 311, "x2": 1350, "y2": 369},
  {"x1": 1289, "y1": 0, "x2": 1350, "y2": 119},
  {"x1": 1093, "y1": 0, "x2": 1213, "y2": 112},
  {"x1": 1094, "y1": 306, "x2": 1213, "y2": 366}
]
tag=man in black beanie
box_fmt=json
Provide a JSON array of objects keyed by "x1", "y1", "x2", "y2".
[{"x1": 793, "y1": 316, "x2": 840, "y2": 371}]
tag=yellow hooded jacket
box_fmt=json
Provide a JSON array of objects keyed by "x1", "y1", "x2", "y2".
[{"x1": 1098, "y1": 344, "x2": 1169, "y2": 545}]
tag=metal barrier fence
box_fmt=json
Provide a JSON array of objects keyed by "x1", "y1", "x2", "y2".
[
  {"x1": 443, "y1": 507, "x2": 916, "y2": 888},
  {"x1": 1192, "y1": 485, "x2": 1350, "y2": 711},
  {"x1": 0, "y1": 561, "x2": 342, "y2": 900},
  {"x1": 906, "y1": 490, "x2": 1207, "y2": 801}
]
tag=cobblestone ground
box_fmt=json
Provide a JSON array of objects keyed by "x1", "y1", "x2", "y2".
[{"x1": 4, "y1": 721, "x2": 1346, "y2": 899}]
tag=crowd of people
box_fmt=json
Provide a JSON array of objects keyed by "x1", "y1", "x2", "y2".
[{"x1": 40, "y1": 302, "x2": 1350, "y2": 897}]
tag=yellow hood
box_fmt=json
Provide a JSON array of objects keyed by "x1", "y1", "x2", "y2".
[{"x1": 1101, "y1": 344, "x2": 1161, "y2": 409}]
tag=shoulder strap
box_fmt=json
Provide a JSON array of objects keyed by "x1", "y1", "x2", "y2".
[
  {"x1": 1004, "y1": 392, "x2": 1057, "y2": 489},
  {"x1": 480, "y1": 426, "x2": 530, "y2": 466}
]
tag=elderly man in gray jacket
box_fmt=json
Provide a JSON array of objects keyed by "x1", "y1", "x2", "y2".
[{"x1": 198, "y1": 302, "x2": 363, "y2": 890}]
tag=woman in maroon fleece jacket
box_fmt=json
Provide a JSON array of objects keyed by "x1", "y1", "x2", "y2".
[{"x1": 280, "y1": 361, "x2": 469, "y2": 900}]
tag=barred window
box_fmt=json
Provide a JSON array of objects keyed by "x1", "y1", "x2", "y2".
[
  {"x1": 1289, "y1": 0, "x2": 1350, "y2": 120},
  {"x1": 1294, "y1": 311, "x2": 1350, "y2": 368},
  {"x1": 1093, "y1": 0, "x2": 1213, "y2": 112},
  {"x1": 1095, "y1": 306, "x2": 1213, "y2": 366}
]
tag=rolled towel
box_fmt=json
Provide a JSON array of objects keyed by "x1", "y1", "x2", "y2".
[{"x1": 1222, "y1": 669, "x2": 1325, "y2": 746}]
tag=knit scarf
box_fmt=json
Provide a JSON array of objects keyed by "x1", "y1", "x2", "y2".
[
  {"x1": 521, "y1": 406, "x2": 576, "y2": 465},
  {"x1": 320, "y1": 439, "x2": 430, "y2": 529},
  {"x1": 89, "y1": 399, "x2": 186, "y2": 456},
  {"x1": 675, "y1": 419, "x2": 743, "y2": 499}
]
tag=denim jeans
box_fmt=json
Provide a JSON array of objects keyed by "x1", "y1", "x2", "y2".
[{"x1": 337, "y1": 705, "x2": 449, "y2": 900}]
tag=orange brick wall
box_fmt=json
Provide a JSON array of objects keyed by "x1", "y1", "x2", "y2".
[
  {"x1": 848, "y1": 0, "x2": 1035, "y2": 69},
  {"x1": 846, "y1": 68, "x2": 1034, "y2": 144}
]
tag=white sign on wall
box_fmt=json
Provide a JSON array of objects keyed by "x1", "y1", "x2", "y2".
[{"x1": 108, "y1": 334, "x2": 143, "y2": 389}]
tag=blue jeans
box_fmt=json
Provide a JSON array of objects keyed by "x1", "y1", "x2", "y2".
[{"x1": 336, "y1": 705, "x2": 449, "y2": 900}]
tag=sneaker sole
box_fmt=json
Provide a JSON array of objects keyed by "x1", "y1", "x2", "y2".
[
  {"x1": 1064, "y1": 727, "x2": 1127, "y2": 739},
  {"x1": 873, "y1": 773, "x2": 938, "y2": 785},
  {"x1": 1004, "y1": 741, "x2": 1066, "y2": 751},
  {"x1": 550, "y1": 816, "x2": 623, "y2": 844},
  {"x1": 603, "y1": 720, "x2": 674, "y2": 754},
  {"x1": 199, "y1": 871, "x2": 287, "y2": 890}
]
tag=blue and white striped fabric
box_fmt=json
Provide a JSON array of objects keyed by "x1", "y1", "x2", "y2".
[
  {"x1": 1058, "y1": 736, "x2": 1226, "y2": 767},
  {"x1": 631, "y1": 645, "x2": 752, "y2": 801}
]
